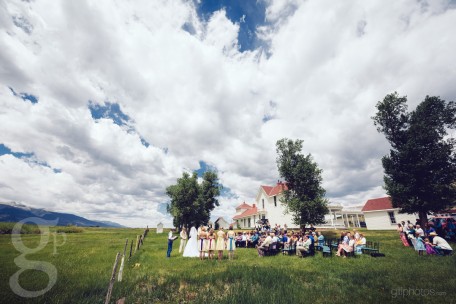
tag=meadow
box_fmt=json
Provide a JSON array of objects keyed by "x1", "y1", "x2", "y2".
[{"x1": 0, "y1": 225, "x2": 455, "y2": 304}]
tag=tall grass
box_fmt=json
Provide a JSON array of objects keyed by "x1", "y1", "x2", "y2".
[{"x1": 0, "y1": 227, "x2": 454, "y2": 303}]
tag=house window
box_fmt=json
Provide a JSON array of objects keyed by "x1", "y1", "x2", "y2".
[
  {"x1": 262, "y1": 199, "x2": 265, "y2": 209},
  {"x1": 254, "y1": 215, "x2": 256, "y2": 223},
  {"x1": 274, "y1": 196, "x2": 277, "y2": 207},
  {"x1": 388, "y1": 211, "x2": 396, "y2": 224},
  {"x1": 262, "y1": 215, "x2": 265, "y2": 219},
  {"x1": 248, "y1": 218, "x2": 251, "y2": 227},
  {"x1": 243, "y1": 219, "x2": 246, "y2": 227}
]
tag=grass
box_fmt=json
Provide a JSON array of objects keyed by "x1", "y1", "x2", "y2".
[{"x1": 0, "y1": 227, "x2": 455, "y2": 303}]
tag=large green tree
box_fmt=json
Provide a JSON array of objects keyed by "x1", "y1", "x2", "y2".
[
  {"x1": 166, "y1": 171, "x2": 221, "y2": 229},
  {"x1": 373, "y1": 92, "x2": 456, "y2": 227},
  {"x1": 276, "y1": 138, "x2": 329, "y2": 229}
]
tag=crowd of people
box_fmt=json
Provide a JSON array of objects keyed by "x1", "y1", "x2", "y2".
[
  {"x1": 397, "y1": 219, "x2": 454, "y2": 256},
  {"x1": 168, "y1": 219, "x2": 454, "y2": 259}
]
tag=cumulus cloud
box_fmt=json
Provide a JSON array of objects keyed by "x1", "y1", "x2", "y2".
[{"x1": 0, "y1": 0, "x2": 455, "y2": 227}]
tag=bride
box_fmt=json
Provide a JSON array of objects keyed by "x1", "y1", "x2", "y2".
[{"x1": 183, "y1": 226, "x2": 199, "y2": 257}]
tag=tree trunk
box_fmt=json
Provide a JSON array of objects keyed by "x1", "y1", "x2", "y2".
[{"x1": 418, "y1": 210, "x2": 428, "y2": 228}]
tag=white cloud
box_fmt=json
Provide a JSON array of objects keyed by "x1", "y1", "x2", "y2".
[{"x1": 0, "y1": 0, "x2": 455, "y2": 227}]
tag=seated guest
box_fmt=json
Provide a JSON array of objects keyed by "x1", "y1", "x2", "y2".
[
  {"x1": 235, "y1": 233, "x2": 243, "y2": 247},
  {"x1": 353, "y1": 229, "x2": 360, "y2": 240},
  {"x1": 298, "y1": 235, "x2": 312, "y2": 256},
  {"x1": 257, "y1": 233, "x2": 273, "y2": 257},
  {"x1": 248, "y1": 232, "x2": 259, "y2": 247},
  {"x1": 336, "y1": 235, "x2": 355, "y2": 257},
  {"x1": 244, "y1": 232, "x2": 250, "y2": 247},
  {"x1": 429, "y1": 232, "x2": 453, "y2": 255},
  {"x1": 424, "y1": 224, "x2": 435, "y2": 236},
  {"x1": 415, "y1": 225, "x2": 424, "y2": 237},
  {"x1": 241, "y1": 232, "x2": 247, "y2": 247},
  {"x1": 355, "y1": 233, "x2": 366, "y2": 254},
  {"x1": 317, "y1": 232, "x2": 325, "y2": 247}
]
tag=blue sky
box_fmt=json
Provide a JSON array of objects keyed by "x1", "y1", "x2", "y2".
[
  {"x1": 195, "y1": 0, "x2": 267, "y2": 52},
  {"x1": 1, "y1": 0, "x2": 455, "y2": 227}
]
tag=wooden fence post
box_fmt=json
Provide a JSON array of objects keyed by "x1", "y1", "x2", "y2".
[
  {"x1": 129, "y1": 239, "x2": 133, "y2": 260},
  {"x1": 117, "y1": 239, "x2": 128, "y2": 282},
  {"x1": 105, "y1": 252, "x2": 121, "y2": 304},
  {"x1": 135, "y1": 235, "x2": 140, "y2": 252}
]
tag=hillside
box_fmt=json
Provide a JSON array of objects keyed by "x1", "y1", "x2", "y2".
[{"x1": 0, "y1": 202, "x2": 125, "y2": 227}]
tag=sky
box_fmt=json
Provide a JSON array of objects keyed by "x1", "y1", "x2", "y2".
[{"x1": 1, "y1": 0, "x2": 456, "y2": 227}]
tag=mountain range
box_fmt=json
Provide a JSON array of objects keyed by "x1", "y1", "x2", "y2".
[{"x1": 0, "y1": 202, "x2": 125, "y2": 227}]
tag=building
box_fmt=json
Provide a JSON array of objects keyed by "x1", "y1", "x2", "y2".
[
  {"x1": 214, "y1": 217, "x2": 230, "y2": 229},
  {"x1": 232, "y1": 181, "x2": 296, "y2": 229},
  {"x1": 361, "y1": 197, "x2": 417, "y2": 230},
  {"x1": 156, "y1": 222, "x2": 164, "y2": 233},
  {"x1": 233, "y1": 181, "x2": 366, "y2": 229}
]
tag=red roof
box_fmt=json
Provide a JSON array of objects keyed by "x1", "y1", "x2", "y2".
[
  {"x1": 235, "y1": 202, "x2": 252, "y2": 210},
  {"x1": 362, "y1": 197, "x2": 395, "y2": 212},
  {"x1": 233, "y1": 205, "x2": 258, "y2": 219},
  {"x1": 261, "y1": 182, "x2": 288, "y2": 196}
]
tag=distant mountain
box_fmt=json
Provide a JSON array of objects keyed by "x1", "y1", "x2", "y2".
[{"x1": 0, "y1": 202, "x2": 126, "y2": 228}]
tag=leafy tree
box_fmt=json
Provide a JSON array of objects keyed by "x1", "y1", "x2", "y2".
[
  {"x1": 373, "y1": 92, "x2": 456, "y2": 227},
  {"x1": 166, "y1": 171, "x2": 221, "y2": 229},
  {"x1": 276, "y1": 138, "x2": 329, "y2": 229}
]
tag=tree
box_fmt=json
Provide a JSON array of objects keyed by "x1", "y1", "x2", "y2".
[
  {"x1": 373, "y1": 92, "x2": 456, "y2": 227},
  {"x1": 276, "y1": 138, "x2": 329, "y2": 229},
  {"x1": 166, "y1": 171, "x2": 221, "y2": 229}
]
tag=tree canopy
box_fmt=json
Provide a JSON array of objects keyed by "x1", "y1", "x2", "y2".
[
  {"x1": 166, "y1": 171, "x2": 221, "y2": 229},
  {"x1": 276, "y1": 138, "x2": 329, "y2": 228},
  {"x1": 373, "y1": 92, "x2": 456, "y2": 226}
]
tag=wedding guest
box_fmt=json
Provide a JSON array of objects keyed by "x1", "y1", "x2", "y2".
[
  {"x1": 198, "y1": 226, "x2": 208, "y2": 260},
  {"x1": 167, "y1": 229, "x2": 178, "y2": 258},
  {"x1": 414, "y1": 232, "x2": 426, "y2": 256},
  {"x1": 216, "y1": 227, "x2": 226, "y2": 261},
  {"x1": 415, "y1": 225, "x2": 424, "y2": 237},
  {"x1": 317, "y1": 231, "x2": 325, "y2": 247},
  {"x1": 429, "y1": 232, "x2": 453, "y2": 256},
  {"x1": 336, "y1": 235, "x2": 355, "y2": 257},
  {"x1": 424, "y1": 238, "x2": 436, "y2": 255},
  {"x1": 179, "y1": 227, "x2": 188, "y2": 254},
  {"x1": 226, "y1": 226, "x2": 236, "y2": 260},
  {"x1": 355, "y1": 233, "x2": 366, "y2": 254},
  {"x1": 257, "y1": 233, "x2": 273, "y2": 257},
  {"x1": 207, "y1": 228, "x2": 216, "y2": 260}
]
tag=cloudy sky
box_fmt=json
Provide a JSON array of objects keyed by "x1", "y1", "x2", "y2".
[{"x1": 1, "y1": 0, "x2": 456, "y2": 227}]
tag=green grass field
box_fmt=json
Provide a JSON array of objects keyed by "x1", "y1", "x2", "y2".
[{"x1": 0, "y1": 226, "x2": 455, "y2": 304}]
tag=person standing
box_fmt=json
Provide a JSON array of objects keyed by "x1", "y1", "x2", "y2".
[
  {"x1": 198, "y1": 226, "x2": 208, "y2": 260},
  {"x1": 179, "y1": 227, "x2": 188, "y2": 254},
  {"x1": 216, "y1": 227, "x2": 226, "y2": 261},
  {"x1": 207, "y1": 228, "x2": 216, "y2": 260},
  {"x1": 226, "y1": 226, "x2": 236, "y2": 260},
  {"x1": 167, "y1": 229, "x2": 178, "y2": 258}
]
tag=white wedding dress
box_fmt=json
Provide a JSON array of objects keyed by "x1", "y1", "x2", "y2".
[{"x1": 183, "y1": 226, "x2": 199, "y2": 257}]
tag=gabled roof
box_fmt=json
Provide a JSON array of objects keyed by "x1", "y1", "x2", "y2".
[
  {"x1": 215, "y1": 217, "x2": 227, "y2": 223},
  {"x1": 235, "y1": 202, "x2": 252, "y2": 210},
  {"x1": 362, "y1": 197, "x2": 395, "y2": 212},
  {"x1": 261, "y1": 182, "x2": 288, "y2": 197},
  {"x1": 233, "y1": 205, "x2": 258, "y2": 219}
]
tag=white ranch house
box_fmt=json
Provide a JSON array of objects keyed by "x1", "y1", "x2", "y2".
[{"x1": 233, "y1": 181, "x2": 365, "y2": 229}]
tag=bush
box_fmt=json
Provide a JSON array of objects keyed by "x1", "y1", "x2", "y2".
[
  {"x1": 56, "y1": 226, "x2": 83, "y2": 233},
  {"x1": 0, "y1": 222, "x2": 41, "y2": 234}
]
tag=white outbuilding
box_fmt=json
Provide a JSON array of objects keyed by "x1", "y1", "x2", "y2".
[{"x1": 362, "y1": 197, "x2": 418, "y2": 230}]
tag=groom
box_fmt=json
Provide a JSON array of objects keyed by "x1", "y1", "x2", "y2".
[{"x1": 167, "y1": 229, "x2": 178, "y2": 258}]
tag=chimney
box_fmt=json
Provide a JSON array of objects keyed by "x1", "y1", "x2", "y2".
[{"x1": 252, "y1": 204, "x2": 256, "y2": 208}]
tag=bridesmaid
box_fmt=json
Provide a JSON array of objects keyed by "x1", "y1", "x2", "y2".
[
  {"x1": 226, "y1": 225, "x2": 236, "y2": 260},
  {"x1": 207, "y1": 228, "x2": 216, "y2": 260},
  {"x1": 216, "y1": 227, "x2": 226, "y2": 261},
  {"x1": 198, "y1": 226, "x2": 207, "y2": 260}
]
